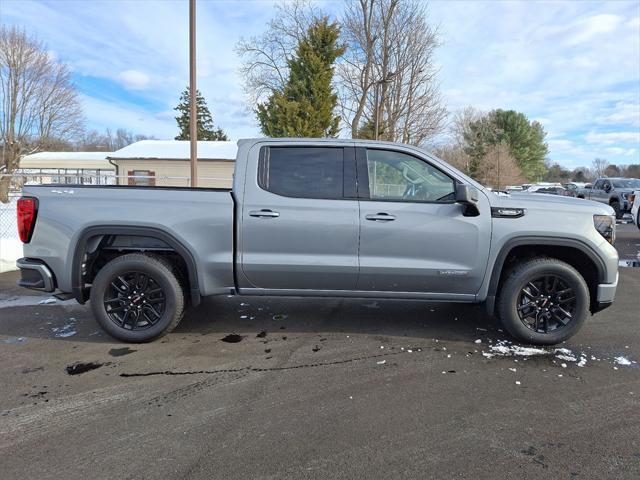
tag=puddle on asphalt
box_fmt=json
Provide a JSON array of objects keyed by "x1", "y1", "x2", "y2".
[
  {"x1": 65, "y1": 361, "x2": 105, "y2": 375},
  {"x1": 109, "y1": 347, "x2": 137, "y2": 357},
  {"x1": 221, "y1": 334, "x2": 244, "y2": 343}
]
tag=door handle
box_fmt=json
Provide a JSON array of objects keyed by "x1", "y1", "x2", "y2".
[
  {"x1": 365, "y1": 212, "x2": 396, "y2": 222},
  {"x1": 249, "y1": 209, "x2": 280, "y2": 218}
]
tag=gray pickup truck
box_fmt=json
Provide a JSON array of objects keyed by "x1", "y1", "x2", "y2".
[
  {"x1": 16, "y1": 138, "x2": 619, "y2": 345},
  {"x1": 576, "y1": 177, "x2": 640, "y2": 218}
]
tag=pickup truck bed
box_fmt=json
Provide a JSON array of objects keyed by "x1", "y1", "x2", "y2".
[{"x1": 21, "y1": 185, "x2": 235, "y2": 301}]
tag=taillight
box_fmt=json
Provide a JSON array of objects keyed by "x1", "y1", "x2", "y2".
[{"x1": 17, "y1": 197, "x2": 38, "y2": 243}]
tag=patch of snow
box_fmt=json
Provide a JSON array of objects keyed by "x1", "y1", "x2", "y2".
[
  {"x1": 614, "y1": 356, "x2": 632, "y2": 366},
  {"x1": 38, "y1": 298, "x2": 57, "y2": 305},
  {"x1": 515, "y1": 381, "x2": 521, "y2": 385},
  {"x1": 474, "y1": 339, "x2": 482, "y2": 344},
  {"x1": 376, "y1": 360, "x2": 386, "y2": 365},
  {"x1": 556, "y1": 354, "x2": 577, "y2": 362}
]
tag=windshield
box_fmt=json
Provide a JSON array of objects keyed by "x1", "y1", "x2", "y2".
[{"x1": 612, "y1": 179, "x2": 640, "y2": 189}]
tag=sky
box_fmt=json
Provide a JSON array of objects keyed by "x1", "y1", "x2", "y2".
[{"x1": 1, "y1": 0, "x2": 639, "y2": 169}]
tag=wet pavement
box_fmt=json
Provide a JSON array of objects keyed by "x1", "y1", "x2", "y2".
[{"x1": 1, "y1": 224, "x2": 639, "y2": 479}]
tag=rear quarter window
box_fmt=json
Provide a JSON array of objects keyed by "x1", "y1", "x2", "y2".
[{"x1": 258, "y1": 147, "x2": 344, "y2": 199}]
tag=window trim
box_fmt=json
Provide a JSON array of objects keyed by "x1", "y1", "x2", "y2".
[
  {"x1": 257, "y1": 146, "x2": 356, "y2": 201},
  {"x1": 356, "y1": 147, "x2": 457, "y2": 204}
]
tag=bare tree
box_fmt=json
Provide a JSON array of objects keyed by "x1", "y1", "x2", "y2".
[
  {"x1": 78, "y1": 128, "x2": 154, "y2": 151},
  {"x1": 476, "y1": 143, "x2": 524, "y2": 189},
  {"x1": 338, "y1": 0, "x2": 446, "y2": 144},
  {"x1": 0, "y1": 26, "x2": 83, "y2": 201},
  {"x1": 592, "y1": 157, "x2": 609, "y2": 178},
  {"x1": 235, "y1": 0, "x2": 324, "y2": 104}
]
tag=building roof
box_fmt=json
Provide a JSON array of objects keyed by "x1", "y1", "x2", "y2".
[
  {"x1": 108, "y1": 140, "x2": 237, "y2": 161},
  {"x1": 20, "y1": 151, "x2": 114, "y2": 170}
]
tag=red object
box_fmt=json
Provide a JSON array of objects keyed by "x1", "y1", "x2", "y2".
[{"x1": 17, "y1": 197, "x2": 38, "y2": 243}]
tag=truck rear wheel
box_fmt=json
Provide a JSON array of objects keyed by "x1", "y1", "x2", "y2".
[
  {"x1": 496, "y1": 257, "x2": 589, "y2": 345},
  {"x1": 89, "y1": 253, "x2": 185, "y2": 342}
]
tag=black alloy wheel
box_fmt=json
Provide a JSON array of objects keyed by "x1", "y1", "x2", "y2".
[
  {"x1": 516, "y1": 275, "x2": 576, "y2": 334},
  {"x1": 103, "y1": 272, "x2": 166, "y2": 331}
]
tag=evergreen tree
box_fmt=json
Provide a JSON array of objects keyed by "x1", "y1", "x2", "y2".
[
  {"x1": 257, "y1": 17, "x2": 345, "y2": 137},
  {"x1": 464, "y1": 109, "x2": 548, "y2": 181},
  {"x1": 174, "y1": 87, "x2": 228, "y2": 141}
]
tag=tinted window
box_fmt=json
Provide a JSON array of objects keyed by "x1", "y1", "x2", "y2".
[
  {"x1": 594, "y1": 180, "x2": 604, "y2": 190},
  {"x1": 259, "y1": 147, "x2": 344, "y2": 199},
  {"x1": 365, "y1": 149, "x2": 455, "y2": 202}
]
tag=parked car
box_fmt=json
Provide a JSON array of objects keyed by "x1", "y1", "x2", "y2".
[
  {"x1": 576, "y1": 177, "x2": 640, "y2": 218},
  {"x1": 527, "y1": 185, "x2": 568, "y2": 196},
  {"x1": 631, "y1": 190, "x2": 639, "y2": 229},
  {"x1": 15, "y1": 138, "x2": 619, "y2": 345},
  {"x1": 563, "y1": 182, "x2": 587, "y2": 197}
]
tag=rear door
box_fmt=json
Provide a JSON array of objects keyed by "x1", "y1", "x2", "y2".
[
  {"x1": 240, "y1": 144, "x2": 360, "y2": 290},
  {"x1": 590, "y1": 179, "x2": 605, "y2": 202},
  {"x1": 356, "y1": 147, "x2": 492, "y2": 295}
]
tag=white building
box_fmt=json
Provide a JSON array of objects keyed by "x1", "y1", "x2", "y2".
[{"x1": 108, "y1": 140, "x2": 236, "y2": 188}]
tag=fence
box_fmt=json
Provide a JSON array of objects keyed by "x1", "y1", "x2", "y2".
[{"x1": 0, "y1": 171, "x2": 233, "y2": 273}]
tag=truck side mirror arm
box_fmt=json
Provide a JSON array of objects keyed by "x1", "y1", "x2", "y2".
[{"x1": 455, "y1": 184, "x2": 480, "y2": 217}]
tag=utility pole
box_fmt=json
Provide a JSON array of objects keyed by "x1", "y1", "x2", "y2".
[
  {"x1": 189, "y1": 0, "x2": 197, "y2": 187},
  {"x1": 373, "y1": 72, "x2": 395, "y2": 141}
]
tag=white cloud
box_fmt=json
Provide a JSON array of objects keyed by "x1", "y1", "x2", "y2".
[
  {"x1": 117, "y1": 70, "x2": 151, "y2": 90},
  {"x1": 566, "y1": 14, "x2": 623, "y2": 45},
  {"x1": 585, "y1": 131, "x2": 640, "y2": 145}
]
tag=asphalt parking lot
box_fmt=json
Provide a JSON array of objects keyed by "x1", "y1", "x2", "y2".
[{"x1": 1, "y1": 224, "x2": 639, "y2": 479}]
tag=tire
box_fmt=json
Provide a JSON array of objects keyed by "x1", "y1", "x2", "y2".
[
  {"x1": 496, "y1": 257, "x2": 590, "y2": 345},
  {"x1": 611, "y1": 201, "x2": 622, "y2": 219},
  {"x1": 90, "y1": 253, "x2": 185, "y2": 342},
  {"x1": 636, "y1": 209, "x2": 640, "y2": 230}
]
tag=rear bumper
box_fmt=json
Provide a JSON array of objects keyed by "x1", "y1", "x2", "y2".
[
  {"x1": 16, "y1": 258, "x2": 55, "y2": 292},
  {"x1": 592, "y1": 272, "x2": 618, "y2": 313}
]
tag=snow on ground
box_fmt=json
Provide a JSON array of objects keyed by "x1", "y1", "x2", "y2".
[
  {"x1": 481, "y1": 340, "x2": 635, "y2": 369},
  {"x1": 0, "y1": 196, "x2": 20, "y2": 273}
]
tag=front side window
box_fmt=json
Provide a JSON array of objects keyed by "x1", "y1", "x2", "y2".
[
  {"x1": 365, "y1": 149, "x2": 455, "y2": 202},
  {"x1": 259, "y1": 147, "x2": 344, "y2": 199},
  {"x1": 594, "y1": 179, "x2": 604, "y2": 190}
]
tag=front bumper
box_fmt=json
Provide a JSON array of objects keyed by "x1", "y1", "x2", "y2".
[
  {"x1": 592, "y1": 272, "x2": 618, "y2": 313},
  {"x1": 16, "y1": 258, "x2": 55, "y2": 292}
]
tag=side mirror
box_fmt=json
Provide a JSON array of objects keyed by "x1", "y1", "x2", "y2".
[{"x1": 455, "y1": 184, "x2": 480, "y2": 217}]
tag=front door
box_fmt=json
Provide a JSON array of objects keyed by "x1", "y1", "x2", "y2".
[
  {"x1": 356, "y1": 147, "x2": 492, "y2": 295},
  {"x1": 240, "y1": 145, "x2": 360, "y2": 290}
]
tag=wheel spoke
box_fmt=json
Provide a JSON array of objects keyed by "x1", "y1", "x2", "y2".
[
  {"x1": 556, "y1": 306, "x2": 573, "y2": 320},
  {"x1": 527, "y1": 282, "x2": 541, "y2": 295},
  {"x1": 517, "y1": 302, "x2": 535, "y2": 312},
  {"x1": 558, "y1": 296, "x2": 575, "y2": 305},
  {"x1": 140, "y1": 274, "x2": 149, "y2": 292},
  {"x1": 551, "y1": 310, "x2": 569, "y2": 326},
  {"x1": 143, "y1": 304, "x2": 161, "y2": 320}
]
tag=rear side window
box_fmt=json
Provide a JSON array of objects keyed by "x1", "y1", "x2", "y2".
[{"x1": 258, "y1": 147, "x2": 344, "y2": 199}]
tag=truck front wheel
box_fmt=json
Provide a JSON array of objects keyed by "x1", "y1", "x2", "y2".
[
  {"x1": 496, "y1": 258, "x2": 589, "y2": 345},
  {"x1": 611, "y1": 201, "x2": 622, "y2": 219},
  {"x1": 89, "y1": 253, "x2": 185, "y2": 342}
]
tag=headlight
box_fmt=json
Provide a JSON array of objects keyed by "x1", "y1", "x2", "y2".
[{"x1": 593, "y1": 214, "x2": 616, "y2": 244}]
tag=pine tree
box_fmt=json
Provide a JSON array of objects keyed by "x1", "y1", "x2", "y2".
[
  {"x1": 257, "y1": 17, "x2": 345, "y2": 138},
  {"x1": 174, "y1": 87, "x2": 228, "y2": 141}
]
